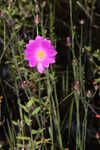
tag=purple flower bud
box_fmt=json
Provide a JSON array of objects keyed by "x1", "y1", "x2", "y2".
[
  {"x1": 35, "y1": 14, "x2": 39, "y2": 24},
  {"x1": 66, "y1": 37, "x2": 71, "y2": 47}
]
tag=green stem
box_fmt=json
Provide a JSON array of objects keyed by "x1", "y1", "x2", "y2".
[
  {"x1": 49, "y1": 0, "x2": 55, "y2": 44},
  {"x1": 45, "y1": 69, "x2": 54, "y2": 149},
  {"x1": 0, "y1": 20, "x2": 6, "y2": 63},
  {"x1": 69, "y1": 0, "x2": 81, "y2": 149},
  {"x1": 41, "y1": 6, "x2": 45, "y2": 37},
  {"x1": 45, "y1": 69, "x2": 63, "y2": 149}
]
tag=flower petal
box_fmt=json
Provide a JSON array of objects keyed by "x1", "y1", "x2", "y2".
[
  {"x1": 49, "y1": 50, "x2": 57, "y2": 57},
  {"x1": 36, "y1": 35, "x2": 43, "y2": 41},
  {"x1": 42, "y1": 60, "x2": 49, "y2": 68},
  {"x1": 47, "y1": 58, "x2": 55, "y2": 63},
  {"x1": 29, "y1": 60, "x2": 37, "y2": 67},
  {"x1": 37, "y1": 63, "x2": 44, "y2": 73},
  {"x1": 29, "y1": 40, "x2": 34, "y2": 44}
]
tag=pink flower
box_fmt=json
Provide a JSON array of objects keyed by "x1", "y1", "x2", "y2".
[{"x1": 25, "y1": 36, "x2": 57, "y2": 73}]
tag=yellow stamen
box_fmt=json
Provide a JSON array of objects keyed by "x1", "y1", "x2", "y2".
[{"x1": 37, "y1": 51, "x2": 45, "y2": 60}]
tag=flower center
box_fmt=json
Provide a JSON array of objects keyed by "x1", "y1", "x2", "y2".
[{"x1": 37, "y1": 51, "x2": 45, "y2": 60}]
